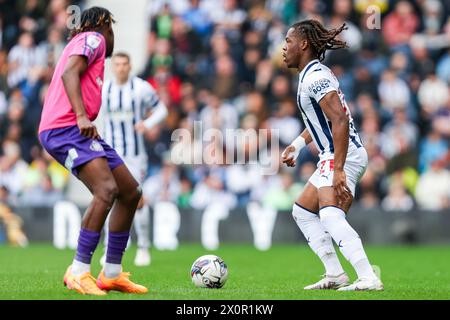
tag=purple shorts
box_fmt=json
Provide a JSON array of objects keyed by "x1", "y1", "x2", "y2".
[{"x1": 39, "y1": 125, "x2": 124, "y2": 177}]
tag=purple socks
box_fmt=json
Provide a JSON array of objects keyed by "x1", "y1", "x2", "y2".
[
  {"x1": 106, "y1": 231, "x2": 130, "y2": 264},
  {"x1": 75, "y1": 228, "x2": 101, "y2": 264},
  {"x1": 74, "y1": 229, "x2": 129, "y2": 268}
]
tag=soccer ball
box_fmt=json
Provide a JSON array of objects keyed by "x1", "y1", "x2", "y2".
[{"x1": 190, "y1": 255, "x2": 228, "y2": 288}]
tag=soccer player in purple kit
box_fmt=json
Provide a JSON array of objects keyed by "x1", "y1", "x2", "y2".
[{"x1": 38, "y1": 7, "x2": 147, "y2": 295}]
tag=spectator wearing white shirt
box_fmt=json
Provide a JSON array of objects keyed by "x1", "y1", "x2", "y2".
[
  {"x1": 190, "y1": 165, "x2": 236, "y2": 210},
  {"x1": 7, "y1": 32, "x2": 40, "y2": 88},
  {"x1": 378, "y1": 69, "x2": 411, "y2": 114},
  {"x1": 418, "y1": 73, "x2": 449, "y2": 116},
  {"x1": 329, "y1": 0, "x2": 363, "y2": 52},
  {"x1": 381, "y1": 108, "x2": 419, "y2": 159},
  {"x1": 210, "y1": 0, "x2": 246, "y2": 42},
  {"x1": 199, "y1": 92, "x2": 238, "y2": 133},
  {"x1": 143, "y1": 161, "x2": 181, "y2": 205},
  {"x1": 37, "y1": 26, "x2": 65, "y2": 68},
  {"x1": 415, "y1": 160, "x2": 450, "y2": 210},
  {"x1": 381, "y1": 177, "x2": 414, "y2": 211},
  {"x1": 0, "y1": 141, "x2": 28, "y2": 205}
]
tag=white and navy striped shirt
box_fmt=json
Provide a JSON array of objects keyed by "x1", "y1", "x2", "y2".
[
  {"x1": 296, "y1": 59, "x2": 363, "y2": 160},
  {"x1": 101, "y1": 76, "x2": 160, "y2": 158}
]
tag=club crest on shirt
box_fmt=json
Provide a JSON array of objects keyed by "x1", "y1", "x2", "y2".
[
  {"x1": 90, "y1": 140, "x2": 104, "y2": 152},
  {"x1": 96, "y1": 76, "x2": 103, "y2": 86},
  {"x1": 87, "y1": 34, "x2": 101, "y2": 49}
]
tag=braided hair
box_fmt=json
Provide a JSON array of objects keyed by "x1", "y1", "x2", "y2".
[
  {"x1": 291, "y1": 19, "x2": 348, "y2": 61},
  {"x1": 69, "y1": 7, "x2": 115, "y2": 40}
]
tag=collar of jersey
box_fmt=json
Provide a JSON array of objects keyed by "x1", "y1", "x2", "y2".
[
  {"x1": 299, "y1": 59, "x2": 320, "y2": 83},
  {"x1": 113, "y1": 77, "x2": 132, "y2": 87}
]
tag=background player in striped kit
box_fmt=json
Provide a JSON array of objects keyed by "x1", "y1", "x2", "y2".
[
  {"x1": 99, "y1": 52, "x2": 168, "y2": 266},
  {"x1": 281, "y1": 20, "x2": 383, "y2": 291}
]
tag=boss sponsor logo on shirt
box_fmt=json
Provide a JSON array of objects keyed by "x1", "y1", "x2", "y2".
[{"x1": 308, "y1": 78, "x2": 331, "y2": 95}]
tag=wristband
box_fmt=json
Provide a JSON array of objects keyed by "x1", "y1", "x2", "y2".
[{"x1": 289, "y1": 136, "x2": 306, "y2": 160}]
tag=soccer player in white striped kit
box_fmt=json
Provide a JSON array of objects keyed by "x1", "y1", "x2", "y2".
[
  {"x1": 281, "y1": 20, "x2": 383, "y2": 291},
  {"x1": 100, "y1": 52, "x2": 168, "y2": 266}
]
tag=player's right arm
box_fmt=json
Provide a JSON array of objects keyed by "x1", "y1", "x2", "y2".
[{"x1": 281, "y1": 129, "x2": 312, "y2": 167}]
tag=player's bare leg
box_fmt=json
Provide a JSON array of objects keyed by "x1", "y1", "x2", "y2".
[
  {"x1": 96, "y1": 164, "x2": 148, "y2": 293},
  {"x1": 108, "y1": 164, "x2": 141, "y2": 232},
  {"x1": 133, "y1": 197, "x2": 151, "y2": 266},
  {"x1": 293, "y1": 183, "x2": 349, "y2": 290},
  {"x1": 78, "y1": 158, "x2": 119, "y2": 231},
  {"x1": 64, "y1": 157, "x2": 118, "y2": 295},
  {"x1": 318, "y1": 187, "x2": 383, "y2": 291}
]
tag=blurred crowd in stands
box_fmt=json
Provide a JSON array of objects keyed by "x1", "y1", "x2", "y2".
[{"x1": 0, "y1": 0, "x2": 449, "y2": 215}]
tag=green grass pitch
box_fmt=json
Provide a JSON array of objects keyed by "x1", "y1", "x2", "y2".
[{"x1": 0, "y1": 244, "x2": 449, "y2": 300}]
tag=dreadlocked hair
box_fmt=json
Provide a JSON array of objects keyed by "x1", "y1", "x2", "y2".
[
  {"x1": 291, "y1": 19, "x2": 348, "y2": 61},
  {"x1": 69, "y1": 6, "x2": 115, "y2": 40}
]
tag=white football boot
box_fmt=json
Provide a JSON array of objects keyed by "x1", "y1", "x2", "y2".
[
  {"x1": 337, "y1": 277, "x2": 384, "y2": 291},
  {"x1": 304, "y1": 273, "x2": 350, "y2": 290},
  {"x1": 134, "y1": 248, "x2": 151, "y2": 267}
]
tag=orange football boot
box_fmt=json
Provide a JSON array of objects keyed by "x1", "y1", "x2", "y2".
[
  {"x1": 96, "y1": 271, "x2": 148, "y2": 294},
  {"x1": 63, "y1": 266, "x2": 107, "y2": 296}
]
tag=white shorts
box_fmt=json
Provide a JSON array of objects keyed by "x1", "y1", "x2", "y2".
[
  {"x1": 308, "y1": 147, "x2": 368, "y2": 197},
  {"x1": 123, "y1": 156, "x2": 148, "y2": 185}
]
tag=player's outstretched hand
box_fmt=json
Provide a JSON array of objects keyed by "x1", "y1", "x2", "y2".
[
  {"x1": 333, "y1": 169, "x2": 352, "y2": 205},
  {"x1": 77, "y1": 115, "x2": 100, "y2": 139},
  {"x1": 281, "y1": 145, "x2": 296, "y2": 167}
]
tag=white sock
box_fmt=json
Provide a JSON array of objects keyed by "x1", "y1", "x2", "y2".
[
  {"x1": 134, "y1": 205, "x2": 150, "y2": 249},
  {"x1": 292, "y1": 204, "x2": 345, "y2": 276},
  {"x1": 354, "y1": 259, "x2": 378, "y2": 280},
  {"x1": 103, "y1": 215, "x2": 110, "y2": 247},
  {"x1": 319, "y1": 206, "x2": 377, "y2": 280},
  {"x1": 103, "y1": 263, "x2": 122, "y2": 279},
  {"x1": 71, "y1": 259, "x2": 90, "y2": 276}
]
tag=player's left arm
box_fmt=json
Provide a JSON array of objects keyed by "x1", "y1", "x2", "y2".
[
  {"x1": 319, "y1": 91, "x2": 351, "y2": 201},
  {"x1": 135, "y1": 81, "x2": 168, "y2": 133},
  {"x1": 282, "y1": 129, "x2": 312, "y2": 167}
]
